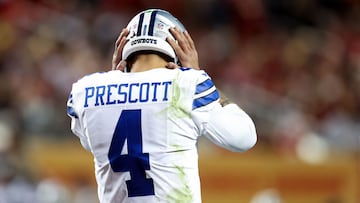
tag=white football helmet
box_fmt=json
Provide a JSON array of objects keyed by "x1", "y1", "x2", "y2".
[{"x1": 122, "y1": 9, "x2": 186, "y2": 69}]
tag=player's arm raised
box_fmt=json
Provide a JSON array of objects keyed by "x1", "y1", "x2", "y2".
[
  {"x1": 168, "y1": 27, "x2": 257, "y2": 152},
  {"x1": 167, "y1": 26, "x2": 235, "y2": 108}
]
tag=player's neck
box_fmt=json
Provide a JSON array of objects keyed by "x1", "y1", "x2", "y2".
[{"x1": 130, "y1": 54, "x2": 168, "y2": 72}]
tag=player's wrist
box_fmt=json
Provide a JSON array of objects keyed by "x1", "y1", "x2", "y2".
[
  {"x1": 218, "y1": 90, "x2": 232, "y2": 107},
  {"x1": 219, "y1": 96, "x2": 231, "y2": 107}
]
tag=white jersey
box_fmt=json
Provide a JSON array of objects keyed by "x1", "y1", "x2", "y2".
[{"x1": 67, "y1": 67, "x2": 257, "y2": 203}]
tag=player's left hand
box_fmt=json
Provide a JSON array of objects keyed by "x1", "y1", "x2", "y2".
[
  {"x1": 167, "y1": 27, "x2": 199, "y2": 70},
  {"x1": 112, "y1": 28, "x2": 129, "y2": 71}
]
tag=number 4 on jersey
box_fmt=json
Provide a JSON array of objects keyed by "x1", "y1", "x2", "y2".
[{"x1": 108, "y1": 109, "x2": 155, "y2": 197}]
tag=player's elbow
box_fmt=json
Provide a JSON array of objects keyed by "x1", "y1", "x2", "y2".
[
  {"x1": 204, "y1": 103, "x2": 257, "y2": 152},
  {"x1": 236, "y1": 127, "x2": 257, "y2": 152},
  {"x1": 206, "y1": 113, "x2": 257, "y2": 152},
  {"x1": 223, "y1": 105, "x2": 257, "y2": 152},
  {"x1": 227, "y1": 118, "x2": 257, "y2": 152}
]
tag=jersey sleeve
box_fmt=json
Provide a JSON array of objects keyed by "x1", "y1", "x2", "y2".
[
  {"x1": 203, "y1": 104, "x2": 257, "y2": 152},
  {"x1": 190, "y1": 71, "x2": 257, "y2": 152},
  {"x1": 67, "y1": 82, "x2": 91, "y2": 151}
]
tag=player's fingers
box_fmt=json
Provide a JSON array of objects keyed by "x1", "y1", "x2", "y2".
[
  {"x1": 169, "y1": 27, "x2": 179, "y2": 39},
  {"x1": 112, "y1": 52, "x2": 120, "y2": 69},
  {"x1": 170, "y1": 27, "x2": 190, "y2": 51},
  {"x1": 115, "y1": 60, "x2": 127, "y2": 71},
  {"x1": 113, "y1": 44, "x2": 119, "y2": 57},
  {"x1": 112, "y1": 43, "x2": 125, "y2": 70},
  {"x1": 184, "y1": 30, "x2": 195, "y2": 50},
  {"x1": 167, "y1": 36, "x2": 183, "y2": 55},
  {"x1": 115, "y1": 28, "x2": 129, "y2": 48},
  {"x1": 176, "y1": 27, "x2": 191, "y2": 51},
  {"x1": 115, "y1": 29, "x2": 125, "y2": 48},
  {"x1": 165, "y1": 62, "x2": 178, "y2": 69},
  {"x1": 118, "y1": 34, "x2": 128, "y2": 52},
  {"x1": 113, "y1": 29, "x2": 129, "y2": 70}
]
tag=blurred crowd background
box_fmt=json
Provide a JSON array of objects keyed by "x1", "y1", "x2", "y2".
[{"x1": 0, "y1": 0, "x2": 359, "y2": 202}]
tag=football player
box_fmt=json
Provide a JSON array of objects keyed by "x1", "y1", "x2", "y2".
[{"x1": 67, "y1": 9, "x2": 257, "y2": 203}]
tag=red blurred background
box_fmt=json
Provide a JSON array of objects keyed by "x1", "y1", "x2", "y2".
[{"x1": 0, "y1": 0, "x2": 359, "y2": 202}]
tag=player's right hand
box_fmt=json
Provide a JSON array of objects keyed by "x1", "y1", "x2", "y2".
[
  {"x1": 112, "y1": 28, "x2": 129, "y2": 71},
  {"x1": 167, "y1": 27, "x2": 199, "y2": 70}
]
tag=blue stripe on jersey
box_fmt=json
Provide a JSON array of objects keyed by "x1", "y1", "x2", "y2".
[
  {"x1": 137, "y1": 13, "x2": 145, "y2": 36},
  {"x1": 192, "y1": 89, "x2": 219, "y2": 109},
  {"x1": 68, "y1": 94, "x2": 73, "y2": 103},
  {"x1": 195, "y1": 79, "x2": 214, "y2": 94},
  {"x1": 67, "y1": 106, "x2": 78, "y2": 118},
  {"x1": 67, "y1": 94, "x2": 78, "y2": 118},
  {"x1": 148, "y1": 10, "x2": 157, "y2": 36},
  {"x1": 179, "y1": 67, "x2": 191, "y2": 71}
]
